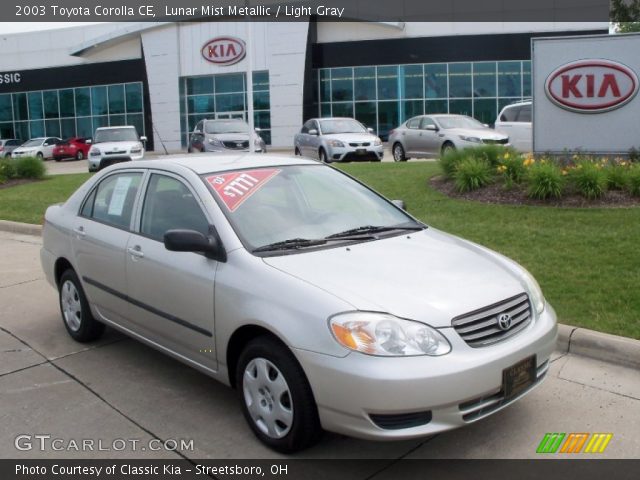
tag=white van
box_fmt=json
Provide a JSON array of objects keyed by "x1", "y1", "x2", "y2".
[{"x1": 495, "y1": 101, "x2": 532, "y2": 152}]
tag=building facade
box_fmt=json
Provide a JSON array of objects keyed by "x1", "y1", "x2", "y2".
[{"x1": 0, "y1": 21, "x2": 607, "y2": 150}]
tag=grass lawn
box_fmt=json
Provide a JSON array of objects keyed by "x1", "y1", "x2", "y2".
[{"x1": 0, "y1": 164, "x2": 638, "y2": 339}]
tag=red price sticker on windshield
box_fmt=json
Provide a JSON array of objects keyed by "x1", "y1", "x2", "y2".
[{"x1": 206, "y1": 169, "x2": 281, "y2": 212}]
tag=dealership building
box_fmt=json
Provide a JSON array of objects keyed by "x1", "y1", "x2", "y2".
[{"x1": 0, "y1": 21, "x2": 608, "y2": 151}]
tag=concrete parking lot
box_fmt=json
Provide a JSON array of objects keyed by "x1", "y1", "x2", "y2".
[{"x1": 1, "y1": 229, "x2": 639, "y2": 462}]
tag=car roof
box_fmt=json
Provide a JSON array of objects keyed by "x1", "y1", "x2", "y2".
[
  {"x1": 312, "y1": 117, "x2": 357, "y2": 121},
  {"x1": 116, "y1": 154, "x2": 320, "y2": 175},
  {"x1": 96, "y1": 126, "x2": 135, "y2": 130},
  {"x1": 501, "y1": 100, "x2": 531, "y2": 108}
]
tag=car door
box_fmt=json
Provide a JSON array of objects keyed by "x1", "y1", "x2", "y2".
[
  {"x1": 417, "y1": 117, "x2": 441, "y2": 156},
  {"x1": 43, "y1": 138, "x2": 58, "y2": 158},
  {"x1": 514, "y1": 104, "x2": 532, "y2": 152},
  {"x1": 72, "y1": 170, "x2": 144, "y2": 328},
  {"x1": 125, "y1": 171, "x2": 218, "y2": 370},
  {"x1": 495, "y1": 105, "x2": 521, "y2": 149},
  {"x1": 402, "y1": 117, "x2": 423, "y2": 155},
  {"x1": 296, "y1": 120, "x2": 312, "y2": 157}
]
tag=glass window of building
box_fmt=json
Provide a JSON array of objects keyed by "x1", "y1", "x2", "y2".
[
  {"x1": 377, "y1": 66, "x2": 398, "y2": 100},
  {"x1": 498, "y1": 61, "x2": 522, "y2": 98},
  {"x1": 354, "y1": 67, "x2": 376, "y2": 101},
  {"x1": 473, "y1": 62, "x2": 496, "y2": 98},
  {"x1": 449, "y1": 63, "x2": 472, "y2": 98},
  {"x1": 401, "y1": 65, "x2": 423, "y2": 99}
]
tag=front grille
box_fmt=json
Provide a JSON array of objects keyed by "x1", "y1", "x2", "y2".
[
  {"x1": 483, "y1": 138, "x2": 509, "y2": 145},
  {"x1": 459, "y1": 360, "x2": 549, "y2": 422},
  {"x1": 369, "y1": 411, "x2": 432, "y2": 430},
  {"x1": 349, "y1": 142, "x2": 371, "y2": 147},
  {"x1": 223, "y1": 140, "x2": 249, "y2": 150},
  {"x1": 105, "y1": 150, "x2": 127, "y2": 155},
  {"x1": 452, "y1": 293, "x2": 532, "y2": 347}
]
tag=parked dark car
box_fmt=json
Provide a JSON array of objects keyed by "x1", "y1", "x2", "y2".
[
  {"x1": 0, "y1": 139, "x2": 23, "y2": 158},
  {"x1": 53, "y1": 137, "x2": 91, "y2": 161}
]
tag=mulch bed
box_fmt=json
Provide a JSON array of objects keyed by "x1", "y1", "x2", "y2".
[
  {"x1": 0, "y1": 178, "x2": 40, "y2": 190},
  {"x1": 429, "y1": 175, "x2": 640, "y2": 208}
]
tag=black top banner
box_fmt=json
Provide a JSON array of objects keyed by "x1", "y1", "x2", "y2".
[{"x1": 2, "y1": 0, "x2": 611, "y2": 22}]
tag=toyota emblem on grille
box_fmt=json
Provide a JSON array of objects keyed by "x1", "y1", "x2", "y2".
[{"x1": 497, "y1": 313, "x2": 512, "y2": 331}]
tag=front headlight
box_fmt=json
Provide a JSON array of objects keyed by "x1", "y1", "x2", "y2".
[
  {"x1": 208, "y1": 138, "x2": 223, "y2": 146},
  {"x1": 329, "y1": 312, "x2": 451, "y2": 356},
  {"x1": 520, "y1": 268, "x2": 545, "y2": 315},
  {"x1": 130, "y1": 143, "x2": 143, "y2": 154},
  {"x1": 459, "y1": 135, "x2": 482, "y2": 143},
  {"x1": 89, "y1": 148, "x2": 101, "y2": 156},
  {"x1": 373, "y1": 137, "x2": 383, "y2": 146},
  {"x1": 327, "y1": 140, "x2": 345, "y2": 148}
]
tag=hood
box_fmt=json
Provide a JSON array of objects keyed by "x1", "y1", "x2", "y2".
[
  {"x1": 445, "y1": 127, "x2": 508, "y2": 141},
  {"x1": 92, "y1": 141, "x2": 141, "y2": 151},
  {"x1": 13, "y1": 146, "x2": 38, "y2": 153},
  {"x1": 262, "y1": 229, "x2": 527, "y2": 328},
  {"x1": 323, "y1": 132, "x2": 378, "y2": 143},
  {"x1": 206, "y1": 132, "x2": 251, "y2": 141}
]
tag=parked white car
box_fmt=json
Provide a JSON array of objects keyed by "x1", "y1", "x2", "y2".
[
  {"x1": 11, "y1": 137, "x2": 61, "y2": 160},
  {"x1": 41, "y1": 155, "x2": 556, "y2": 452},
  {"x1": 88, "y1": 126, "x2": 147, "y2": 172},
  {"x1": 495, "y1": 101, "x2": 532, "y2": 152}
]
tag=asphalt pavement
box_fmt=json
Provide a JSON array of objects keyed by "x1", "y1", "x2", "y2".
[{"x1": 1, "y1": 230, "x2": 639, "y2": 463}]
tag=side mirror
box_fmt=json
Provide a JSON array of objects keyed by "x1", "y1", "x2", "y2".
[
  {"x1": 163, "y1": 229, "x2": 227, "y2": 262},
  {"x1": 424, "y1": 125, "x2": 438, "y2": 131},
  {"x1": 308, "y1": 129, "x2": 318, "y2": 136},
  {"x1": 86, "y1": 139, "x2": 92, "y2": 145},
  {"x1": 391, "y1": 199, "x2": 407, "y2": 210},
  {"x1": 367, "y1": 127, "x2": 374, "y2": 133},
  {"x1": 140, "y1": 136, "x2": 147, "y2": 142}
]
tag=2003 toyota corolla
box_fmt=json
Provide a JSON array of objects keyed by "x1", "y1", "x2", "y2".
[{"x1": 41, "y1": 155, "x2": 557, "y2": 453}]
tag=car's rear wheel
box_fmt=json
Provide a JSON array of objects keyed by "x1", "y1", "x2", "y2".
[
  {"x1": 441, "y1": 142, "x2": 456, "y2": 156},
  {"x1": 37, "y1": 152, "x2": 44, "y2": 160},
  {"x1": 392, "y1": 143, "x2": 406, "y2": 162},
  {"x1": 236, "y1": 336, "x2": 321, "y2": 453},
  {"x1": 54, "y1": 157, "x2": 62, "y2": 162},
  {"x1": 58, "y1": 269, "x2": 105, "y2": 343},
  {"x1": 318, "y1": 148, "x2": 329, "y2": 163},
  {"x1": 294, "y1": 147, "x2": 301, "y2": 156},
  {"x1": 76, "y1": 151, "x2": 84, "y2": 160}
]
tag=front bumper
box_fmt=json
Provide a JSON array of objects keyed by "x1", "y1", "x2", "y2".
[
  {"x1": 294, "y1": 303, "x2": 557, "y2": 440},
  {"x1": 88, "y1": 152, "x2": 144, "y2": 171},
  {"x1": 327, "y1": 145, "x2": 384, "y2": 162}
]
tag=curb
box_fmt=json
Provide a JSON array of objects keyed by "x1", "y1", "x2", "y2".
[
  {"x1": 0, "y1": 218, "x2": 638, "y2": 369},
  {"x1": 0, "y1": 219, "x2": 42, "y2": 236}
]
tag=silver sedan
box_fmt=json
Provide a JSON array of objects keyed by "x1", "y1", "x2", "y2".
[
  {"x1": 41, "y1": 155, "x2": 556, "y2": 453},
  {"x1": 389, "y1": 114, "x2": 510, "y2": 161},
  {"x1": 294, "y1": 117, "x2": 384, "y2": 162}
]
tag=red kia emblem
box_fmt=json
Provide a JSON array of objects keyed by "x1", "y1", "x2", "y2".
[
  {"x1": 545, "y1": 59, "x2": 639, "y2": 113},
  {"x1": 201, "y1": 37, "x2": 246, "y2": 66}
]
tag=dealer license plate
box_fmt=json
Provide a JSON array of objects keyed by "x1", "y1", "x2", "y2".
[{"x1": 502, "y1": 355, "x2": 536, "y2": 399}]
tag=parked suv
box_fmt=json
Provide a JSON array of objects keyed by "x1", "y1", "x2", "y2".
[
  {"x1": 188, "y1": 119, "x2": 266, "y2": 154},
  {"x1": 88, "y1": 126, "x2": 146, "y2": 172},
  {"x1": 0, "y1": 139, "x2": 22, "y2": 158},
  {"x1": 495, "y1": 101, "x2": 532, "y2": 152}
]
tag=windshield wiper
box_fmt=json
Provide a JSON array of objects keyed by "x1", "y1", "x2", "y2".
[
  {"x1": 252, "y1": 238, "x2": 327, "y2": 253},
  {"x1": 325, "y1": 224, "x2": 425, "y2": 240}
]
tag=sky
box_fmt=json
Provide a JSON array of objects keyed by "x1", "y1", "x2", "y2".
[{"x1": 0, "y1": 22, "x2": 104, "y2": 35}]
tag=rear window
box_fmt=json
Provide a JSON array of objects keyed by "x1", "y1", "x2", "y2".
[
  {"x1": 500, "y1": 105, "x2": 520, "y2": 122},
  {"x1": 517, "y1": 104, "x2": 531, "y2": 122}
]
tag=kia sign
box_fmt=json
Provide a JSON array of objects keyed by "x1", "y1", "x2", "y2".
[
  {"x1": 201, "y1": 37, "x2": 246, "y2": 66},
  {"x1": 545, "y1": 59, "x2": 639, "y2": 113}
]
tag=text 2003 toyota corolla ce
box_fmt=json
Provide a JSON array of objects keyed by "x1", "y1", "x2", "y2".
[{"x1": 41, "y1": 155, "x2": 557, "y2": 453}]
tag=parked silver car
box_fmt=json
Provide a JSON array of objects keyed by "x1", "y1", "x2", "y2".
[
  {"x1": 11, "y1": 137, "x2": 61, "y2": 160},
  {"x1": 0, "y1": 139, "x2": 22, "y2": 158},
  {"x1": 495, "y1": 100, "x2": 532, "y2": 152},
  {"x1": 389, "y1": 114, "x2": 509, "y2": 161},
  {"x1": 188, "y1": 119, "x2": 266, "y2": 154},
  {"x1": 294, "y1": 117, "x2": 384, "y2": 162},
  {"x1": 41, "y1": 155, "x2": 556, "y2": 453}
]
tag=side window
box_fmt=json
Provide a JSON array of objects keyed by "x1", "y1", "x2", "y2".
[
  {"x1": 8, "y1": 140, "x2": 20, "y2": 146},
  {"x1": 301, "y1": 120, "x2": 311, "y2": 134},
  {"x1": 517, "y1": 104, "x2": 531, "y2": 122},
  {"x1": 140, "y1": 174, "x2": 210, "y2": 241},
  {"x1": 407, "y1": 118, "x2": 421, "y2": 129},
  {"x1": 420, "y1": 117, "x2": 436, "y2": 129},
  {"x1": 311, "y1": 120, "x2": 320, "y2": 133},
  {"x1": 82, "y1": 172, "x2": 142, "y2": 229},
  {"x1": 500, "y1": 105, "x2": 520, "y2": 122}
]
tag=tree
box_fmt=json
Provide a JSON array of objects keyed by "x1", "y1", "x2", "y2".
[{"x1": 611, "y1": 0, "x2": 640, "y2": 32}]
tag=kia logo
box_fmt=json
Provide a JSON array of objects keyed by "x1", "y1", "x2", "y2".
[
  {"x1": 545, "y1": 59, "x2": 639, "y2": 113},
  {"x1": 201, "y1": 37, "x2": 246, "y2": 66}
]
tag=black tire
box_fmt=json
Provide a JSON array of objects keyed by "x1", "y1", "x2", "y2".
[
  {"x1": 318, "y1": 148, "x2": 329, "y2": 163},
  {"x1": 37, "y1": 152, "x2": 44, "y2": 160},
  {"x1": 58, "y1": 269, "x2": 105, "y2": 343},
  {"x1": 392, "y1": 143, "x2": 406, "y2": 162},
  {"x1": 4, "y1": 153, "x2": 11, "y2": 158},
  {"x1": 236, "y1": 336, "x2": 322, "y2": 453},
  {"x1": 441, "y1": 142, "x2": 456, "y2": 157},
  {"x1": 294, "y1": 147, "x2": 301, "y2": 156},
  {"x1": 76, "y1": 151, "x2": 84, "y2": 160},
  {"x1": 54, "y1": 157, "x2": 62, "y2": 162}
]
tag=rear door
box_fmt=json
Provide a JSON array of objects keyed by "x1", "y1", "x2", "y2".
[
  {"x1": 402, "y1": 117, "x2": 423, "y2": 154},
  {"x1": 72, "y1": 170, "x2": 145, "y2": 328},
  {"x1": 125, "y1": 172, "x2": 218, "y2": 370},
  {"x1": 514, "y1": 104, "x2": 532, "y2": 152},
  {"x1": 496, "y1": 105, "x2": 521, "y2": 148}
]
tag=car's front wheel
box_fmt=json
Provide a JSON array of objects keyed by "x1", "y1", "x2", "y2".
[
  {"x1": 392, "y1": 142, "x2": 406, "y2": 162},
  {"x1": 441, "y1": 142, "x2": 456, "y2": 156},
  {"x1": 37, "y1": 152, "x2": 44, "y2": 160},
  {"x1": 76, "y1": 151, "x2": 84, "y2": 160},
  {"x1": 236, "y1": 336, "x2": 321, "y2": 453},
  {"x1": 58, "y1": 269, "x2": 105, "y2": 342}
]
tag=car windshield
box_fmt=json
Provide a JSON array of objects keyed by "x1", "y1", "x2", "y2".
[
  {"x1": 22, "y1": 138, "x2": 44, "y2": 147},
  {"x1": 204, "y1": 121, "x2": 248, "y2": 134},
  {"x1": 436, "y1": 116, "x2": 485, "y2": 130},
  {"x1": 202, "y1": 165, "x2": 422, "y2": 254},
  {"x1": 94, "y1": 128, "x2": 138, "y2": 143},
  {"x1": 319, "y1": 119, "x2": 367, "y2": 134}
]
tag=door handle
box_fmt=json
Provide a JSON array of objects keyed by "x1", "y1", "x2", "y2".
[
  {"x1": 73, "y1": 226, "x2": 86, "y2": 237},
  {"x1": 127, "y1": 246, "x2": 144, "y2": 258}
]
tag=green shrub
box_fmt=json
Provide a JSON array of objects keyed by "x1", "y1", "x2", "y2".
[
  {"x1": 499, "y1": 153, "x2": 527, "y2": 184},
  {"x1": 470, "y1": 144, "x2": 509, "y2": 167},
  {"x1": 454, "y1": 158, "x2": 493, "y2": 193},
  {"x1": 629, "y1": 147, "x2": 640, "y2": 163},
  {"x1": 628, "y1": 166, "x2": 640, "y2": 196},
  {"x1": 569, "y1": 161, "x2": 607, "y2": 199},
  {"x1": 0, "y1": 157, "x2": 17, "y2": 180},
  {"x1": 527, "y1": 162, "x2": 564, "y2": 200},
  {"x1": 439, "y1": 148, "x2": 466, "y2": 179},
  {"x1": 606, "y1": 164, "x2": 628, "y2": 190},
  {"x1": 14, "y1": 156, "x2": 46, "y2": 179}
]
